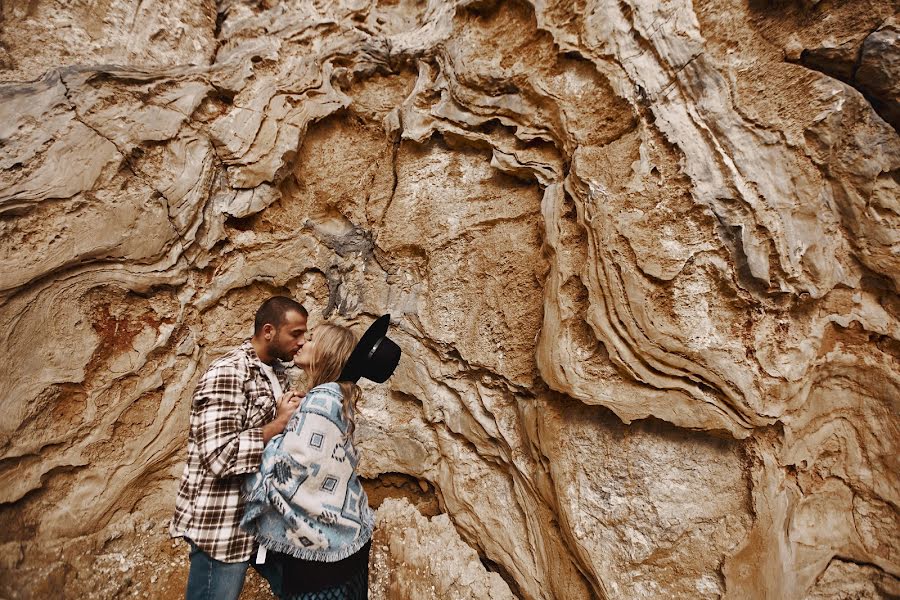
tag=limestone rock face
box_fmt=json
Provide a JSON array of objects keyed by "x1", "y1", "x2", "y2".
[
  {"x1": 1, "y1": 1, "x2": 898, "y2": 599},
  {"x1": 369, "y1": 498, "x2": 516, "y2": 600}
]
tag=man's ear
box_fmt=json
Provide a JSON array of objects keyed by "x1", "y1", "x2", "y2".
[{"x1": 263, "y1": 323, "x2": 276, "y2": 340}]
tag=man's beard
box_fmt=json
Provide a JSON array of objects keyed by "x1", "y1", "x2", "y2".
[
  {"x1": 267, "y1": 340, "x2": 296, "y2": 363},
  {"x1": 275, "y1": 348, "x2": 296, "y2": 362}
]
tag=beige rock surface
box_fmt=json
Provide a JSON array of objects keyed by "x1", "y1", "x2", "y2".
[
  {"x1": 369, "y1": 497, "x2": 516, "y2": 600},
  {"x1": 1, "y1": 0, "x2": 898, "y2": 598}
]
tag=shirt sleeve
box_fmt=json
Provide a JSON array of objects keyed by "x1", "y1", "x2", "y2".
[{"x1": 191, "y1": 362, "x2": 265, "y2": 478}]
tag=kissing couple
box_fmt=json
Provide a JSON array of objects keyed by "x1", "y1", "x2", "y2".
[{"x1": 169, "y1": 296, "x2": 401, "y2": 600}]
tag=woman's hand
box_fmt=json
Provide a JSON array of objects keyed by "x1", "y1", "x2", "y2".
[
  {"x1": 262, "y1": 391, "x2": 302, "y2": 444},
  {"x1": 275, "y1": 391, "x2": 301, "y2": 422}
]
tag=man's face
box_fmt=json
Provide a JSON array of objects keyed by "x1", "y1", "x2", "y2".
[{"x1": 266, "y1": 310, "x2": 308, "y2": 362}]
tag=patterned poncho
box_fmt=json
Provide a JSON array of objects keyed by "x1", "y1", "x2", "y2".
[{"x1": 240, "y1": 382, "x2": 375, "y2": 562}]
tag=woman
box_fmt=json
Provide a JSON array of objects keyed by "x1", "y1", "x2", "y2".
[{"x1": 241, "y1": 317, "x2": 400, "y2": 600}]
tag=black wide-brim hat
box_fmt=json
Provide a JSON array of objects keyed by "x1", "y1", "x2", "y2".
[{"x1": 340, "y1": 314, "x2": 401, "y2": 383}]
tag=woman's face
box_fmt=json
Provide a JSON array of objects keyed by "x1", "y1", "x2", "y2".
[{"x1": 294, "y1": 327, "x2": 316, "y2": 369}]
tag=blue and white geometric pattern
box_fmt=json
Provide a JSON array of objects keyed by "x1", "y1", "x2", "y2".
[{"x1": 240, "y1": 383, "x2": 375, "y2": 563}]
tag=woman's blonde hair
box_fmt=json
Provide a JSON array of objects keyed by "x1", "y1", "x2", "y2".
[{"x1": 303, "y1": 323, "x2": 362, "y2": 441}]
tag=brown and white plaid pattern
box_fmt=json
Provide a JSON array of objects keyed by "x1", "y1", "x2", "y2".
[{"x1": 169, "y1": 341, "x2": 289, "y2": 562}]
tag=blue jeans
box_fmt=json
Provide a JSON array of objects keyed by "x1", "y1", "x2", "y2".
[{"x1": 185, "y1": 540, "x2": 282, "y2": 600}]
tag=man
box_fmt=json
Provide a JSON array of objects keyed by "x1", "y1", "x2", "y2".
[{"x1": 170, "y1": 295, "x2": 309, "y2": 600}]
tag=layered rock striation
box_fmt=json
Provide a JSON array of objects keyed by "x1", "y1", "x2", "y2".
[{"x1": 1, "y1": 0, "x2": 898, "y2": 598}]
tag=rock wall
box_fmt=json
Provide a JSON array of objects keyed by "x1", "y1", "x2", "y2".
[{"x1": 1, "y1": 0, "x2": 898, "y2": 598}]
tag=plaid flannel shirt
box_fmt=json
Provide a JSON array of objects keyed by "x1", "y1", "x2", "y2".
[{"x1": 169, "y1": 341, "x2": 289, "y2": 562}]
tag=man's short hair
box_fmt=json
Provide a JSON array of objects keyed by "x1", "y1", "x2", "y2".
[{"x1": 254, "y1": 296, "x2": 308, "y2": 335}]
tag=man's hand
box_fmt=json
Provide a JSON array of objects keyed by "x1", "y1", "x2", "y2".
[{"x1": 261, "y1": 391, "x2": 302, "y2": 444}]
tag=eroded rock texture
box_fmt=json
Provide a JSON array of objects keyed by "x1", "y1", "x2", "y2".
[
  {"x1": 1, "y1": 0, "x2": 898, "y2": 598},
  {"x1": 369, "y1": 497, "x2": 517, "y2": 599}
]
